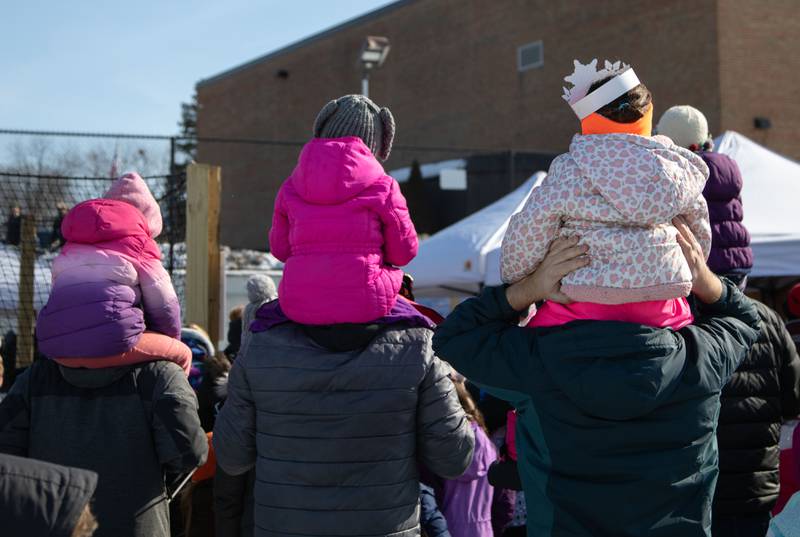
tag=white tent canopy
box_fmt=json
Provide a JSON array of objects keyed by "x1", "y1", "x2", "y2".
[
  {"x1": 406, "y1": 172, "x2": 546, "y2": 295},
  {"x1": 409, "y1": 131, "x2": 800, "y2": 295},
  {"x1": 715, "y1": 131, "x2": 800, "y2": 276}
]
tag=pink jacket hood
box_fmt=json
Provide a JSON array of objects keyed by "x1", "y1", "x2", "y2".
[
  {"x1": 41, "y1": 196, "x2": 179, "y2": 358},
  {"x1": 103, "y1": 172, "x2": 163, "y2": 237},
  {"x1": 61, "y1": 199, "x2": 159, "y2": 259},
  {"x1": 570, "y1": 134, "x2": 709, "y2": 225},
  {"x1": 289, "y1": 137, "x2": 386, "y2": 205}
]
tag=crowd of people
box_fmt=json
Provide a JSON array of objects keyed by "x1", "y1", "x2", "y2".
[
  {"x1": 4, "y1": 201, "x2": 68, "y2": 249},
  {"x1": 1, "y1": 58, "x2": 800, "y2": 537}
]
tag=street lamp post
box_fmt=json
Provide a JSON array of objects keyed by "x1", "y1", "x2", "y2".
[
  {"x1": 362, "y1": 74, "x2": 370, "y2": 98},
  {"x1": 359, "y1": 36, "x2": 390, "y2": 98}
]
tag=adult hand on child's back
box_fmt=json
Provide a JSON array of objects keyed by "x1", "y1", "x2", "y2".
[
  {"x1": 673, "y1": 216, "x2": 723, "y2": 304},
  {"x1": 505, "y1": 236, "x2": 590, "y2": 311}
]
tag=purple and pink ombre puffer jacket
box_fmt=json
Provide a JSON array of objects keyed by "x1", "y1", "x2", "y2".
[
  {"x1": 269, "y1": 137, "x2": 418, "y2": 325},
  {"x1": 37, "y1": 173, "x2": 181, "y2": 358}
]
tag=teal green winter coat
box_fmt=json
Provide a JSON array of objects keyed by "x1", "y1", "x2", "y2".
[{"x1": 433, "y1": 280, "x2": 760, "y2": 537}]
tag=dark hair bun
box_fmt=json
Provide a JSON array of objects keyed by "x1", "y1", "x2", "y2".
[{"x1": 588, "y1": 76, "x2": 652, "y2": 123}]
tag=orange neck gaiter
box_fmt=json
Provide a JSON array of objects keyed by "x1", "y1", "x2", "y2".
[{"x1": 581, "y1": 104, "x2": 653, "y2": 136}]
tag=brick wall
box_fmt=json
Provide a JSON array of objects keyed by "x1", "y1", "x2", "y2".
[
  {"x1": 717, "y1": 0, "x2": 800, "y2": 158},
  {"x1": 197, "y1": 0, "x2": 786, "y2": 250}
]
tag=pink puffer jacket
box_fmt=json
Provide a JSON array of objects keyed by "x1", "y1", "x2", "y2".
[
  {"x1": 269, "y1": 137, "x2": 418, "y2": 325},
  {"x1": 501, "y1": 134, "x2": 712, "y2": 304}
]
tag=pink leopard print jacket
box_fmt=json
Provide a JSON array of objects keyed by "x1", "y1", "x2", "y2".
[{"x1": 500, "y1": 133, "x2": 711, "y2": 304}]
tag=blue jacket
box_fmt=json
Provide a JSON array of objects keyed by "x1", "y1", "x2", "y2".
[
  {"x1": 420, "y1": 483, "x2": 451, "y2": 537},
  {"x1": 433, "y1": 280, "x2": 760, "y2": 537}
]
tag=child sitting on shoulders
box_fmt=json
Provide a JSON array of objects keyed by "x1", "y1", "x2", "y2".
[
  {"x1": 37, "y1": 172, "x2": 190, "y2": 372},
  {"x1": 268, "y1": 94, "x2": 419, "y2": 325},
  {"x1": 501, "y1": 59, "x2": 712, "y2": 330}
]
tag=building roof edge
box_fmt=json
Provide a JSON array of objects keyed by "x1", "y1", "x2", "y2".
[{"x1": 196, "y1": 0, "x2": 414, "y2": 89}]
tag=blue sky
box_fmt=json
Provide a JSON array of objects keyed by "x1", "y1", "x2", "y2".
[{"x1": 0, "y1": 0, "x2": 395, "y2": 135}]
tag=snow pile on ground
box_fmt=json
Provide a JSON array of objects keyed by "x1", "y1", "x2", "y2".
[
  {"x1": 158, "y1": 243, "x2": 283, "y2": 271},
  {"x1": 223, "y1": 246, "x2": 283, "y2": 271},
  {"x1": 0, "y1": 244, "x2": 53, "y2": 313}
]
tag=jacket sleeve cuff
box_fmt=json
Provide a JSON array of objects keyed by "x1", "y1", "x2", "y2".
[
  {"x1": 695, "y1": 277, "x2": 732, "y2": 316},
  {"x1": 485, "y1": 285, "x2": 524, "y2": 322},
  {"x1": 694, "y1": 276, "x2": 761, "y2": 334}
]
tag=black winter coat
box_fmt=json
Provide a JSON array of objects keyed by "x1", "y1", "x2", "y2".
[
  {"x1": 0, "y1": 453, "x2": 98, "y2": 537},
  {"x1": 0, "y1": 360, "x2": 208, "y2": 537},
  {"x1": 714, "y1": 300, "x2": 800, "y2": 516},
  {"x1": 214, "y1": 465, "x2": 255, "y2": 537}
]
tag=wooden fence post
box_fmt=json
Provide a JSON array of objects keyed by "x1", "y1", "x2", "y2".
[
  {"x1": 185, "y1": 163, "x2": 222, "y2": 347},
  {"x1": 17, "y1": 215, "x2": 37, "y2": 368}
]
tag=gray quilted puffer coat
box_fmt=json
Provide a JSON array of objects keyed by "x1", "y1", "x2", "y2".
[{"x1": 213, "y1": 322, "x2": 475, "y2": 537}]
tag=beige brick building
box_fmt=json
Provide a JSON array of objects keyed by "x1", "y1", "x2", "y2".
[{"x1": 196, "y1": 0, "x2": 800, "y2": 250}]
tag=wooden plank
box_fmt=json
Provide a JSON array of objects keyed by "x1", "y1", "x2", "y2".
[
  {"x1": 185, "y1": 163, "x2": 222, "y2": 347},
  {"x1": 206, "y1": 165, "x2": 222, "y2": 346},
  {"x1": 17, "y1": 215, "x2": 37, "y2": 367}
]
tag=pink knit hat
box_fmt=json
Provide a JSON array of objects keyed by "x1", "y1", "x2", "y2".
[{"x1": 104, "y1": 172, "x2": 163, "y2": 237}]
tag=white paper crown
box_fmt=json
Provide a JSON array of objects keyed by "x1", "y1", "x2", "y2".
[{"x1": 562, "y1": 59, "x2": 640, "y2": 120}]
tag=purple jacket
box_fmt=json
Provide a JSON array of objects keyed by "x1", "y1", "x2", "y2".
[
  {"x1": 441, "y1": 421, "x2": 497, "y2": 537},
  {"x1": 701, "y1": 151, "x2": 753, "y2": 275}
]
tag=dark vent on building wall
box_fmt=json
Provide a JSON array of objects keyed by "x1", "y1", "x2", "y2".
[{"x1": 518, "y1": 41, "x2": 544, "y2": 71}]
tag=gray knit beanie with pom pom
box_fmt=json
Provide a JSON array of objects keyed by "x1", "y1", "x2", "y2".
[
  {"x1": 238, "y1": 274, "x2": 278, "y2": 359},
  {"x1": 246, "y1": 274, "x2": 277, "y2": 304},
  {"x1": 312, "y1": 94, "x2": 395, "y2": 161}
]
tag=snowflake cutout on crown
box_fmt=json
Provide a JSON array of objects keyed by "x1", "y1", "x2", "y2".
[{"x1": 562, "y1": 59, "x2": 630, "y2": 104}]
